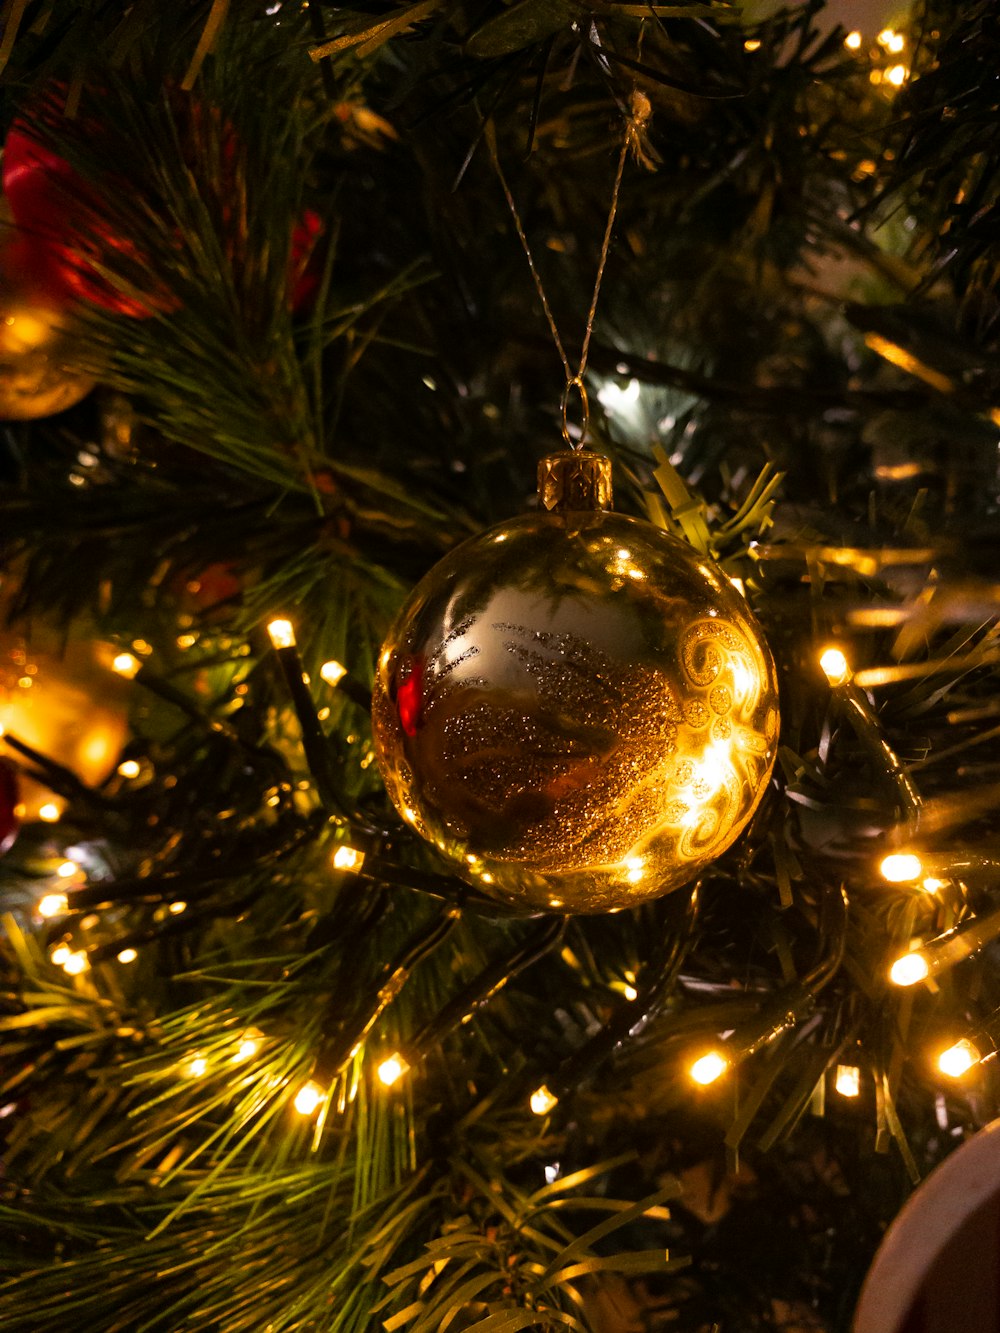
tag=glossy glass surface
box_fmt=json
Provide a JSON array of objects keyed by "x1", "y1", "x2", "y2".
[{"x1": 372, "y1": 510, "x2": 779, "y2": 913}]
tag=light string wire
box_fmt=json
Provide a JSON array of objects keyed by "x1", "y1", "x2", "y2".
[{"x1": 486, "y1": 95, "x2": 647, "y2": 448}]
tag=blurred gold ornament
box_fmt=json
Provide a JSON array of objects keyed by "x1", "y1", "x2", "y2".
[
  {"x1": 0, "y1": 289, "x2": 94, "y2": 420},
  {"x1": 372, "y1": 451, "x2": 779, "y2": 914},
  {"x1": 0, "y1": 203, "x2": 94, "y2": 420},
  {"x1": 0, "y1": 625, "x2": 131, "y2": 819}
]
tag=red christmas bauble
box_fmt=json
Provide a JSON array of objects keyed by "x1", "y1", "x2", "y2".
[
  {"x1": 3, "y1": 123, "x2": 154, "y2": 317},
  {"x1": 3, "y1": 100, "x2": 323, "y2": 319}
]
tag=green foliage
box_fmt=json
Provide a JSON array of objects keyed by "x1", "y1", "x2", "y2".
[{"x1": 2, "y1": 2, "x2": 1000, "y2": 1331}]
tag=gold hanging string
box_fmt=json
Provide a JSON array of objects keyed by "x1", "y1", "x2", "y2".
[{"x1": 487, "y1": 98, "x2": 645, "y2": 450}]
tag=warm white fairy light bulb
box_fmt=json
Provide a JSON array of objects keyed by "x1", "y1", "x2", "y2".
[
  {"x1": 62, "y1": 950, "x2": 89, "y2": 976},
  {"x1": 38, "y1": 803, "x2": 61, "y2": 823},
  {"x1": 293, "y1": 1081, "x2": 323, "y2": 1115},
  {"x1": 333, "y1": 845, "x2": 365, "y2": 872},
  {"x1": 834, "y1": 1065, "x2": 861, "y2": 1098},
  {"x1": 819, "y1": 647, "x2": 850, "y2": 687},
  {"x1": 37, "y1": 892, "x2": 69, "y2": 918},
  {"x1": 235, "y1": 1032, "x2": 261, "y2": 1061},
  {"x1": 112, "y1": 652, "x2": 141, "y2": 679},
  {"x1": 938, "y1": 1038, "x2": 980, "y2": 1079},
  {"x1": 881, "y1": 853, "x2": 923, "y2": 883},
  {"x1": 889, "y1": 951, "x2": 930, "y2": 987},
  {"x1": 56, "y1": 859, "x2": 79, "y2": 879},
  {"x1": 267, "y1": 619, "x2": 295, "y2": 649},
  {"x1": 320, "y1": 660, "x2": 347, "y2": 687},
  {"x1": 377, "y1": 1054, "x2": 409, "y2": 1087},
  {"x1": 689, "y1": 1051, "x2": 730, "y2": 1086},
  {"x1": 186, "y1": 1055, "x2": 208, "y2": 1078},
  {"x1": 530, "y1": 1085, "x2": 558, "y2": 1115},
  {"x1": 117, "y1": 759, "x2": 141, "y2": 779},
  {"x1": 117, "y1": 948, "x2": 138, "y2": 964}
]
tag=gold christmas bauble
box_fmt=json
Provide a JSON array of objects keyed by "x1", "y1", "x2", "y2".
[
  {"x1": 0, "y1": 291, "x2": 94, "y2": 420},
  {"x1": 372, "y1": 455, "x2": 780, "y2": 914},
  {"x1": 0, "y1": 203, "x2": 95, "y2": 420},
  {"x1": 0, "y1": 628, "x2": 132, "y2": 821}
]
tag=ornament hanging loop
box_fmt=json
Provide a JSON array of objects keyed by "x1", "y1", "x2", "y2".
[
  {"x1": 560, "y1": 375, "x2": 590, "y2": 449},
  {"x1": 489, "y1": 109, "x2": 633, "y2": 448}
]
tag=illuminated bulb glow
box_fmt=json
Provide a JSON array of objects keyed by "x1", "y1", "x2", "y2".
[
  {"x1": 530, "y1": 1085, "x2": 558, "y2": 1115},
  {"x1": 743, "y1": 38, "x2": 761, "y2": 51},
  {"x1": 624, "y1": 855, "x2": 644, "y2": 884},
  {"x1": 922, "y1": 877, "x2": 947, "y2": 893},
  {"x1": 117, "y1": 948, "x2": 138, "y2": 964},
  {"x1": 236, "y1": 1035, "x2": 260, "y2": 1061},
  {"x1": 117, "y1": 759, "x2": 141, "y2": 779},
  {"x1": 38, "y1": 803, "x2": 61, "y2": 822},
  {"x1": 835, "y1": 1064, "x2": 861, "y2": 1098},
  {"x1": 597, "y1": 378, "x2": 640, "y2": 412},
  {"x1": 62, "y1": 951, "x2": 88, "y2": 976},
  {"x1": 187, "y1": 1056, "x2": 208, "y2": 1078},
  {"x1": 293, "y1": 1081, "x2": 323, "y2": 1115},
  {"x1": 690, "y1": 1052, "x2": 730, "y2": 1085},
  {"x1": 881, "y1": 853, "x2": 923, "y2": 883},
  {"x1": 889, "y1": 952, "x2": 930, "y2": 987},
  {"x1": 885, "y1": 65, "x2": 908, "y2": 86},
  {"x1": 333, "y1": 845, "x2": 365, "y2": 872},
  {"x1": 38, "y1": 893, "x2": 69, "y2": 918},
  {"x1": 819, "y1": 647, "x2": 850, "y2": 686},
  {"x1": 50, "y1": 945, "x2": 71, "y2": 965},
  {"x1": 56, "y1": 859, "x2": 79, "y2": 879},
  {"x1": 112, "y1": 652, "x2": 141, "y2": 679},
  {"x1": 320, "y1": 660, "x2": 347, "y2": 687},
  {"x1": 938, "y1": 1038, "x2": 981, "y2": 1078},
  {"x1": 886, "y1": 32, "x2": 904, "y2": 52},
  {"x1": 267, "y1": 619, "x2": 296, "y2": 649},
  {"x1": 623, "y1": 984, "x2": 638, "y2": 1002},
  {"x1": 377, "y1": 1054, "x2": 409, "y2": 1087},
  {"x1": 168, "y1": 901, "x2": 187, "y2": 915},
  {"x1": 844, "y1": 30, "x2": 862, "y2": 49}
]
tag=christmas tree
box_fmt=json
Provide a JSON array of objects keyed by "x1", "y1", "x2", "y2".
[{"x1": 2, "y1": 1, "x2": 999, "y2": 1328}]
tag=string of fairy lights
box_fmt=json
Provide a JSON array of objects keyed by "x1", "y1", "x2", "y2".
[
  {"x1": 740, "y1": 20, "x2": 913, "y2": 91},
  {"x1": 0, "y1": 7, "x2": 944, "y2": 1149},
  {"x1": 4, "y1": 609, "x2": 998, "y2": 1136}
]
